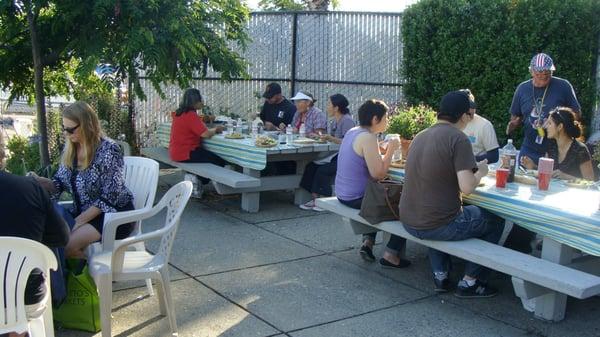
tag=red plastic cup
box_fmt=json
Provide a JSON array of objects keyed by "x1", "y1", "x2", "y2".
[
  {"x1": 538, "y1": 172, "x2": 551, "y2": 191},
  {"x1": 496, "y1": 168, "x2": 509, "y2": 188}
]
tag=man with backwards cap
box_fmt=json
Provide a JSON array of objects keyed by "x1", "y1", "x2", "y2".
[
  {"x1": 259, "y1": 82, "x2": 296, "y2": 131},
  {"x1": 399, "y1": 91, "x2": 504, "y2": 297},
  {"x1": 506, "y1": 52, "x2": 581, "y2": 165},
  {"x1": 461, "y1": 89, "x2": 500, "y2": 164}
]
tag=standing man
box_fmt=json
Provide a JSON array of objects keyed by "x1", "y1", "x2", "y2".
[
  {"x1": 461, "y1": 89, "x2": 500, "y2": 163},
  {"x1": 506, "y1": 53, "x2": 581, "y2": 164},
  {"x1": 260, "y1": 82, "x2": 296, "y2": 131},
  {"x1": 399, "y1": 91, "x2": 504, "y2": 297}
]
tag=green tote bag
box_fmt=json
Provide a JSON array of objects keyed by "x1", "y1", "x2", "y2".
[{"x1": 53, "y1": 263, "x2": 101, "y2": 332}]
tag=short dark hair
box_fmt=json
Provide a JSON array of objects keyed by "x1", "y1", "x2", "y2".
[
  {"x1": 176, "y1": 88, "x2": 203, "y2": 116},
  {"x1": 549, "y1": 107, "x2": 582, "y2": 139},
  {"x1": 358, "y1": 99, "x2": 388, "y2": 127},
  {"x1": 329, "y1": 94, "x2": 350, "y2": 115},
  {"x1": 437, "y1": 91, "x2": 470, "y2": 123}
]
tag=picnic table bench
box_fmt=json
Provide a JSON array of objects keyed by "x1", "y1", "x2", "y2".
[{"x1": 316, "y1": 195, "x2": 600, "y2": 322}]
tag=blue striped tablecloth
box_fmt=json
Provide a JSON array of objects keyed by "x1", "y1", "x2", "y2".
[
  {"x1": 389, "y1": 168, "x2": 600, "y2": 256},
  {"x1": 157, "y1": 123, "x2": 338, "y2": 170}
]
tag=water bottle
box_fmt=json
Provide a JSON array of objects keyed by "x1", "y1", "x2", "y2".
[
  {"x1": 299, "y1": 123, "x2": 306, "y2": 138},
  {"x1": 501, "y1": 139, "x2": 517, "y2": 183},
  {"x1": 236, "y1": 118, "x2": 243, "y2": 134},
  {"x1": 286, "y1": 124, "x2": 293, "y2": 144}
]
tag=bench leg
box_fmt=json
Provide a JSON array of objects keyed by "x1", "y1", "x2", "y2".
[
  {"x1": 293, "y1": 159, "x2": 313, "y2": 205},
  {"x1": 242, "y1": 168, "x2": 260, "y2": 213},
  {"x1": 533, "y1": 237, "x2": 573, "y2": 321}
]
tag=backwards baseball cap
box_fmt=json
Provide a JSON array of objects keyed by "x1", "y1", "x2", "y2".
[
  {"x1": 459, "y1": 89, "x2": 477, "y2": 109},
  {"x1": 439, "y1": 91, "x2": 471, "y2": 119},
  {"x1": 529, "y1": 53, "x2": 555, "y2": 72},
  {"x1": 262, "y1": 82, "x2": 282, "y2": 99},
  {"x1": 290, "y1": 91, "x2": 313, "y2": 101}
]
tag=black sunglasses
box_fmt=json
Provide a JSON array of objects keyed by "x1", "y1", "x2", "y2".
[{"x1": 62, "y1": 124, "x2": 80, "y2": 134}]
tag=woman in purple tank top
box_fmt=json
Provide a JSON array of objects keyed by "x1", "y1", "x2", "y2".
[{"x1": 335, "y1": 100, "x2": 410, "y2": 268}]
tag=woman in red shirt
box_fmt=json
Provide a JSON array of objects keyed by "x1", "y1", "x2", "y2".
[{"x1": 169, "y1": 88, "x2": 227, "y2": 181}]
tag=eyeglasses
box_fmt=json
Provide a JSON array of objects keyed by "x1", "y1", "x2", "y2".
[{"x1": 62, "y1": 124, "x2": 80, "y2": 134}]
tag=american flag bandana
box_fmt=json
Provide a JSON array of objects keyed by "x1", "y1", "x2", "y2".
[{"x1": 530, "y1": 53, "x2": 555, "y2": 72}]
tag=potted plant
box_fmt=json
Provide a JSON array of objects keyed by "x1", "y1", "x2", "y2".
[{"x1": 387, "y1": 103, "x2": 437, "y2": 158}]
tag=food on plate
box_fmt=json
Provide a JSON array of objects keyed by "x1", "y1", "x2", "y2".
[
  {"x1": 293, "y1": 137, "x2": 316, "y2": 144},
  {"x1": 514, "y1": 175, "x2": 536, "y2": 185},
  {"x1": 390, "y1": 160, "x2": 405, "y2": 168},
  {"x1": 255, "y1": 135, "x2": 278, "y2": 147},
  {"x1": 523, "y1": 169, "x2": 538, "y2": 177},
  {"x1": 564, "y1": 179, "x2": 594, "y2": 188},
  {"x1": 225, "y1": 132, "x2": 244, "y2": 139}
]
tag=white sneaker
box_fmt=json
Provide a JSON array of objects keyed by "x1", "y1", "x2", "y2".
[
  {"x1": 299, "y1": 200, "x2": 315, "y2": 210},
  {"x1": 312, "y1": 205, "x2": 325, "y2": 212},
  {"x1": 184, "y1": 174, "x2": 203, "y2": 199}
]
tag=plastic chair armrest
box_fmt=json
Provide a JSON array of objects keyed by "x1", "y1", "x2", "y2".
[{"x1": 101, "y1": 206, "x2": 158, "y2": 251}]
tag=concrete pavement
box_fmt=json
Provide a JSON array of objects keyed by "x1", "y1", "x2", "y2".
[{"x1": 56, "y1": 169, "x2": 600, "y2": 337}]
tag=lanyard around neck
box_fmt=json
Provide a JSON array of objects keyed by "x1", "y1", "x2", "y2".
[{"x1": 532, "y1": 81, "x2": 549, "y2": 120}]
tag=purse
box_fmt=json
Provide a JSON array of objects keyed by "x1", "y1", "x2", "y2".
[
  {"x1": 359, "y1": 178, "x2": 403, "y2": 224},
  {"x1": 53, "y1": 260, "x2": 101, "y2": 333}
]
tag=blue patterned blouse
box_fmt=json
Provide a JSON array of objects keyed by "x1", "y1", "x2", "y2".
[{"x1": 52, "y1": 138, "x2": 133, "y2": 215}]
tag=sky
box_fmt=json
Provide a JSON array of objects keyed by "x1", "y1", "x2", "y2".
[{"x1": 245, "y1": 0, "x2": 419, "y2": 12}]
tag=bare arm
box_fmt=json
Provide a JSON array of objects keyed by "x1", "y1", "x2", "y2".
[
  {"x1": 506, "y1": 115, "x2": 522, "y2": 135},
  {"x1": 321, "y1": 134, "x2": 342, "y2": 144},
  {"x1": 457, "y1": 160, "x2": 488, "y2": 195},
  {"x1": 201, "y1": 125, "x2": 224, "y2": 138},
  {"x1": 29, "y1": 173, "x2": 58, "y2": 194},
  {"x1": 554, "y1": 160, "x2": 595, "y2": 181},
  {"x1": 73, "y1": 206, "x2": 102, "y2": 231},
  {"x1": 360, "y1": 134, "x2": 398, "y2": 180}
]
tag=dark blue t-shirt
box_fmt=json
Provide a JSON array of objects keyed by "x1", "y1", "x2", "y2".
[{"x1": 510, "y1": 76, "x2": 580, "y2": 158}]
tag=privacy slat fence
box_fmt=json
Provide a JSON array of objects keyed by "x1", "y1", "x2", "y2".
[{"x1": 133, "y1": 11, "x2": 404, "y2": 147}]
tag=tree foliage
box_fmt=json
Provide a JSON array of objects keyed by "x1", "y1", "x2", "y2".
[
  {"x1": 258, "y1": 0, "x2": 339, "y2": 11},
  {"x1": 402, "y1": 0, "x2": 600, "y2": 146},
  {"x1": 0, "y1": 0, "x2": 251, "y2": 167}
]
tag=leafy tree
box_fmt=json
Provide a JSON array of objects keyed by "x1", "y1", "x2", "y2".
[
  {"x1": 258, "y1": 0, "x2": 339, "y2": 11},
  {"x1": 0, "y1": 0, "x2": 250, "y2": 168}
]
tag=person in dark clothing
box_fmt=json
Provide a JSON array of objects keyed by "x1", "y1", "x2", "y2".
[
  {"x1": 260, "y1": 82, "x2": 296, "y2": 131},
  {"x1": 0, "y1": 159, "x2": 69, "y2": 336}
]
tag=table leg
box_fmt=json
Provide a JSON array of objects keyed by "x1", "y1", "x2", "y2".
[
  {"x1": 533, "y1": 237, "x2": 573, "y2": 321},
  {"x1": 241, "y1": 168, "x2": 260, "y2": 213},
  {"x1": 294, "y1": 159, "x2": 312, "y2": 205}
]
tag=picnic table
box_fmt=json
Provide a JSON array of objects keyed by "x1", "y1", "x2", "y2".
[
  {"x1": 203, "y1": 134, "x2": 339, "y2": 212},
  {"x1": 388, "y1": 167, "x2": 600, "y2": 321},
  {"x1": 143, "y1": 123, "x2": 339, "y2": 212}
]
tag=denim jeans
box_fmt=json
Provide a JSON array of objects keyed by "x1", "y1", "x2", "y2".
[{"x1": 403, "y1": 205, "x2": 504, "y2": 280}]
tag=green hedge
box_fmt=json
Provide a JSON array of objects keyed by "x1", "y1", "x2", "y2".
[{"x1": 402, "y1": 0, "x2": 600, "y2": 146}]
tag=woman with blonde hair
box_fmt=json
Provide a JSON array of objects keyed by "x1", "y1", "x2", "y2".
[{"x1": 34, "y1": 101, "x2": 134, "y2": 258}]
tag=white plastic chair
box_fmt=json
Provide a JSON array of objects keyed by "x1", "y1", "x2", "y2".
[
  {"x1": 87, "y1": 156, "x2": 160, "y2": 295},
  {"x1": 115, "y1": 140, "x2": 132, "y2": 156},
  {"x1": 88, "y1": 181, "x2": 192, "y2": 337},
  {"x1": 0, "y1": 237, "x2": 58, "y2": 337}
]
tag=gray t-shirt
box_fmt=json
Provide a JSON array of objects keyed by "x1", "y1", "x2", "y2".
[
  {"x1": 399, "y1": 123, "x2": 476, "y2": 230},
  {"x1": 510, "y1": 76, "x2": 580, "y2": 156},
  {"x1": 328, "y1": 114, "x2": 355, "y2": 139}
]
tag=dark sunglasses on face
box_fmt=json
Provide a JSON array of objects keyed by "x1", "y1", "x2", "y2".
[{"x1": 62, "y1": 124, "x2": 80, "y2": 134}]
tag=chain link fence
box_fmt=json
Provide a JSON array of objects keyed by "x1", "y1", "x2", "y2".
[{"x1": 134, "y1": 11, "x2": 404, "y2": 147}]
